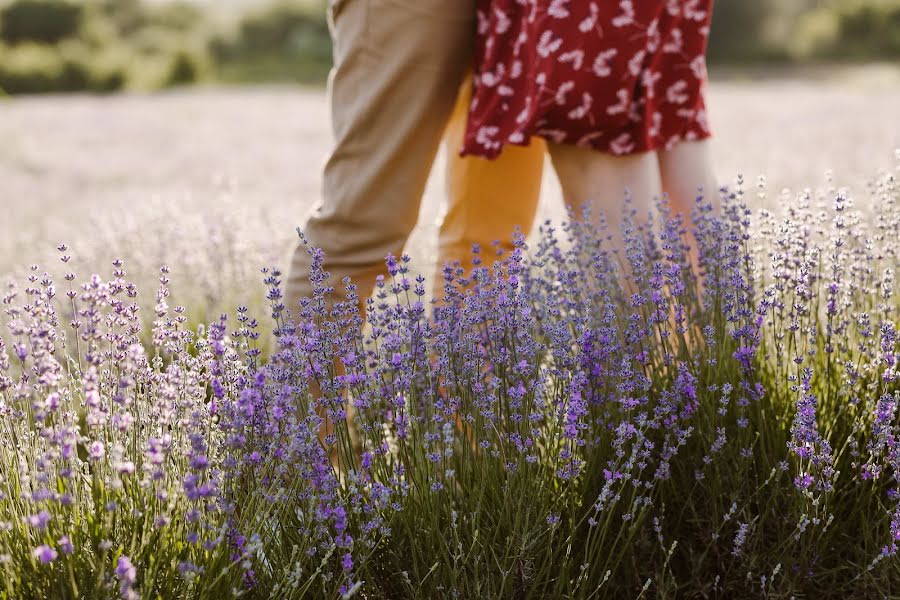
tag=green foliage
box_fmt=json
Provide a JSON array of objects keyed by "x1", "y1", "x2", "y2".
[
  {"x1": 91, "y1": 0, "x2": 204, "y2": 37},
  {"x1": 0, "y1": 40, "x2": 127, "y2": 94},
  {"x1": 129, "y1": 25, "x2": 188, "y2": 57},
  {"x1": 0, "y1": 0, "x2": 216, "y2": 94},
  {"x1": 0, "y1": 0, "x2": 83, "y2": 45},
  {"x1": 236, "y1": 1, "x2": 327, "y2": 56},
  {"x1": 59, "y1": 40, "x2": 129, "y2": 91},
  {"x1": 210, "y1": 0, "x2": 331, "y2": 84},
  {"x1": 163, "y1": 48, "x2": 205, "y2": 87},
  {"x1": 793, "y1": 0, "x2": 900, "y2": 60},
  {"x1": 708, "y1": 0, "x2": 900, "y2": 64},
  {"x1": 0, "y1": 0, "x2": 898, "y2": 95},
  {"x1": 140, "y1": 1, "x2": 205, "y2": 34},
  {"x1": 707, "y1": 0, "x2": 780, "y2": 63},
  {"x1": 0, "y1": 42, "x2": 65, "y2": 93}
]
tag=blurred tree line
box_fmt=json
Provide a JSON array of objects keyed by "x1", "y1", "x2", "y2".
[
  {"x1": 0, "y1": 0, "x2": 898, "y2": 95},
  {"x1": 0, "y1": 0, "x2": 209, "y2": 93},
  {"x1": 0, "y1": 0, "x2": 330, "y2": 94},
  {"x1": 709, "y1": 0, "x2": 900, "y2": 63}
]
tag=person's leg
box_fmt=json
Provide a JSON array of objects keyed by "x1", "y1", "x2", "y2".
[
  {"x1": 285, "y1": 0, "x2": 475, "y2": 468},
  {"x1": 286, "y1": 0, "x2": 477, "y2": 316},
  {"x1": 658, "y1": 139, "x2": 719, "y2": 284},
  {"x1": 436, "y1": 77, "x2": 546, "y2": 287},
  {"x1": 547, "y1": 143, "x2": 663, "y2": 246},
  {"x1": 657, "y1": 139, "x2": 719, "y2": 218}
]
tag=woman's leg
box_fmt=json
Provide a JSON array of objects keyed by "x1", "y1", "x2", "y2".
[
  {"x1": 547, "y1": 143, "x2": 663, "y2": 246},
  {"x1": 657, "y1": 138, "x2": 719, "y2": 217},
  {"x1": 657, "y1": 139, "x2": 718, "y2": 277}
]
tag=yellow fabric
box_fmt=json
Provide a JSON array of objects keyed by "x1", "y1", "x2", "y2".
[{"x1": 438, "y1": 77, "x2": 546, "y2": 275}]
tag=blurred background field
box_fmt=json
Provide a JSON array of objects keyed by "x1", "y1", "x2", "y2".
[
  {"x1": 2, "y1": 77, "x2": 899, "y2": 329},
  {"x1": 1, "y1": 0, "x2": 899, "y2": 328},
  {"x1": 0, "y1": 0, "x2": 898, "y2": 95}
]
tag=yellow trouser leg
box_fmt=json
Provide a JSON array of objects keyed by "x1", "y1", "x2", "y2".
[{"x1": 436, "y1": 77, "x2": 546, "y2": 289}]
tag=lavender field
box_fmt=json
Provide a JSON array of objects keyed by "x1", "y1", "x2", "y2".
[
  {"x1": 1, "y1": 70, "x2": 900, "y2": 598},
  {"x1": 2, "y1": 68, "x2": 900, "y2": 323}
]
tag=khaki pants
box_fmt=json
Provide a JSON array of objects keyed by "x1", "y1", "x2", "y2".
[{"x1": 286, "y1": 0, "x2": 546, "y2": 313}]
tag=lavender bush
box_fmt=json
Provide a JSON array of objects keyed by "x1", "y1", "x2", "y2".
[{"x1": 1, "y1": 158, "x2": 898, "y2": 598}]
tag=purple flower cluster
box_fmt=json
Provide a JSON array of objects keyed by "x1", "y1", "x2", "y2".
[
  {"x1": 115, "y1": 556, "x2": 138, "y2": 600},
  {"x1": 788, "y1": 367, "x2": 835, "y2": 492}
]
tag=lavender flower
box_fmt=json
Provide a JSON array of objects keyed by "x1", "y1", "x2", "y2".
[
  {"x1": 33, "y1": 546, "x2": 57, "y2": 564},
  {"x1": 116, "y1": 555, "x2": 139, "y2": 600},
  {"x1": 1, "y1": 159, "x2": 899, "y2": 597}
]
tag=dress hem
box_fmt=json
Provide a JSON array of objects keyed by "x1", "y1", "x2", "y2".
[{"x1": 460, "y1": 130, "x2": 713, "y2": 161}]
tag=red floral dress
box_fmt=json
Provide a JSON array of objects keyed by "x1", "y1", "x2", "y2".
[{"x1": 462, "y1": 0, "x2": 714, "y2": 158}]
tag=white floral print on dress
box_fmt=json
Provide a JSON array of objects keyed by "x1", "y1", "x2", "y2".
[{"x1": 463, "y1": 0, "x2": 714, "y2": 159}]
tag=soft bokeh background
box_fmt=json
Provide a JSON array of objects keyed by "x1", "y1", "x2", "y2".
[
  {"x1": 1, "y1": 0, "x2": 899, "y2": 325},
  {"x1": 1, "y1": 0, "x2": 899, "y2": 93}
]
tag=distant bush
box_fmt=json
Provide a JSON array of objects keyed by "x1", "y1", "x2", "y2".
[
  {"x1": 2, "y1": 0, "x2": 900, "y2": 96},
  {"x1": 793, "y1": 0, "x2": 900, "y2": 60},
  {"x1": 0, "y1": 0, "x2": 216, "y2": 94},
  {"x1": 707, "y1": 0, "x2": 791, "y2": 64},
  {"x1": 89, "y1": 0, "x2": 203, "y2": 37},
  {"x1": 143, "y1": 1, "x2": 205, "y2": 34},
  {"x1": 0, "y1": 0, "x2": 83, "y2": 45},
  {"x1": 88, "y1": 0, "x2": 143, "y2": 37},
  {"x1": 163, "y1": 48, "x2": 207, "y2": 87},
  {"x1": 0, "y1": 41, "x2": 126, "y2": 94},
  {"x1": 0, "y1": 43, "x2": 64, "y2": 93},
  {"x1": 58, "y1": 40, "x2": 129, "y2": 91},
  {"x1": 129, "y1": 25, "x2": 189, "y2": 57},
  {"x1": 209, "y1": 1, "x2": 331, "y2": 84},
  {"x1": 239, "y1": 1, "x2": 327, "y2": 54}
]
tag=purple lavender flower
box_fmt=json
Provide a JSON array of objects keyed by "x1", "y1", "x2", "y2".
[
  {"x1": 732, "y1": 522, "x2": 749, "y2": 556},
  {"x1": 58, "y1": 536, "x2": 74, "y2": 555},
  {"x1": 27, "y1": 510, "x2": 51, "y2": 530},
  {"x1": 113, "y1": 556, "x2": 140, "y2": 600},
  {"x1": 33, "y1": 545, "x2": 57, "y2": 564},
  {"x1": 788, "y1": 367, "x2": 834, "y2": 492},
  {"x1": 88, "y1": 441, "x2": 105, "y2": 460}
]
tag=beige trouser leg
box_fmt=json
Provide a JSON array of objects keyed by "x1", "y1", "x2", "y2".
[
  {"x1": 288, "y1": 1, "x2": 547, "y2": 468},
  {"x1": 286, "y1": 0, "x2": 477, "y2": 315}
]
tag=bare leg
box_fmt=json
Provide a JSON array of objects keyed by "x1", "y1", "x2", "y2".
[
  {"x1": 657, "y1": 138, "x2": 718, "y2": 217},
  {"x1": 548, "y1": 143, "x2": 663, "y2": 245},
  {"x1": 658, "y1": 139, "x2": 718, "y2": 278}
]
